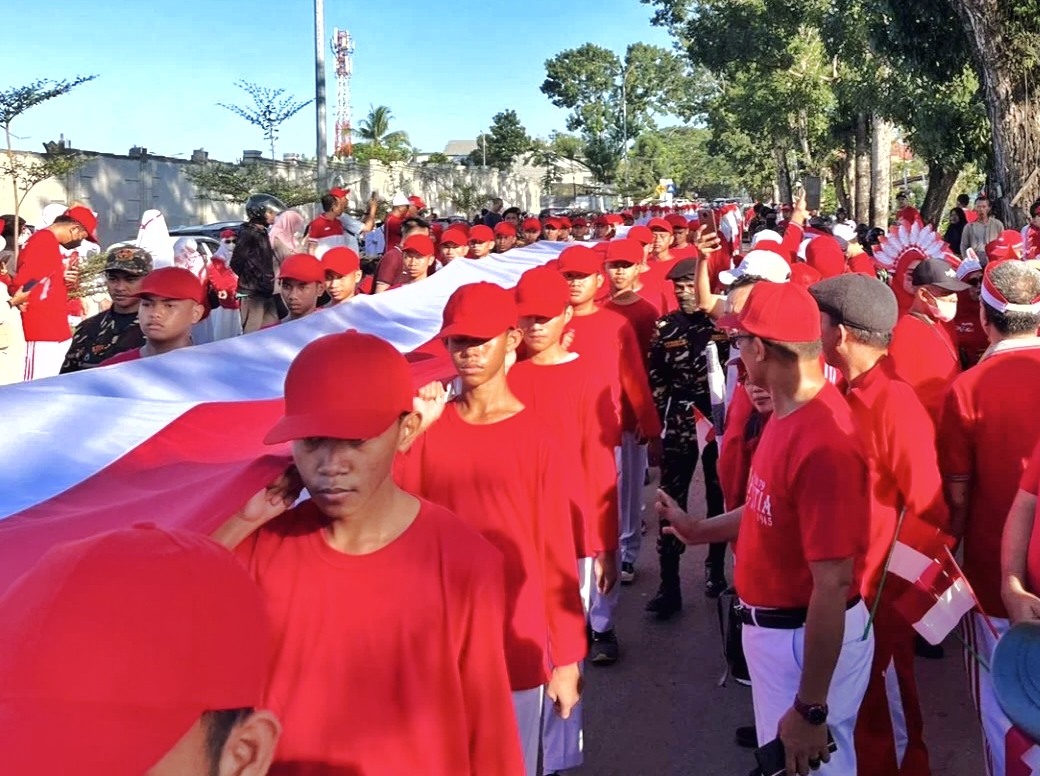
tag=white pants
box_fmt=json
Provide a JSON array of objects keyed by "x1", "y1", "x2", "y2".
[
  {"x1": 513, "y1": 687, "x2": 544, "y2": 776},
  {"x1": 616, "y1": 432, "x2": 648, "y2": 566},
  {"x1": 742, "y1": 600, "x2": 875, "y2": 774},
  {"x1": 963, "y1": 613, "x2": 1040, "y2": 776},
  {"x1": 23, "y1": 339, "x2": 71, "y2": 381}
]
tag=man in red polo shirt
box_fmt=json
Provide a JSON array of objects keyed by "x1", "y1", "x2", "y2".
[
  {"x1": 468, "y1": 225, "x2": 495, "y2": 259},
  {"x1": 306, "y1": 190, "x2": 349, "y2": 255},
  {"x1": 99, "y1": 267, "x2": 207, "y2": 366},
  {"x1": 888, "y1": 257, "x2": 968, "y2": 423},
  {"x1": 276, "y1": 254, "x2": 326, "y2": 322},
  {"x1": 397, "y1": 283, "x2": 586, "y2": 776},
  {"x1": 13, "y1": 204, "x2": 98, "y2": 379},
  {"x1": 937, "y1": 260, "x2": 1040, "y2": 776},
  {"x1": 214, "y1": 331, "x2": 524, "y2": 776},
  {"x1": 811, "y1": 274, "x2": 949, "y2": 776},
  {"x1": 321, "y1": 246, "x2": 363, "y2": 304},
  {"x1": 660, "y1": 281, "x2": 873, "y2": 776},
  {"x1": 494, "y1": 221, "x2": 519, "y2": 253},
  {"x1": 383, "y1": 192, "x2": 411, "y2": 252}
]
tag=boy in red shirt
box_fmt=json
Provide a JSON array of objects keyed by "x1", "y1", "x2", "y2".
[
  {"x1": 660, "y1": 281, "x2": 873, "y2": 775},
  {"x1": 321, "y1": 246, "x2": 363, "y2": 304},
  {"x1": 99, "y1": 267, "x2": 207, "y2": 366},
  {"x1": 14, "y1": 205, "x2": 98, "y2": 379},
  {"x1": 602, "y1": 239, "x2": 667, "y2": 336},
  {"x1": 277, "y1": 254, "x2": 326, "y2": 322},
  {"x1": 214, "y1": 331, "x2": 524, "y2": 776},
  {"x1": 495, "y1": 221, "x2": 519, "y2": 253},
  {"x1": 467, "y1": 225, "x2": 495, "y2": 259},
  {"x1": 399, "y1": 234, "x2": 436, "y2": 285},
  {"x1": 397, "y1": 283, "x2": 586, "y2": 776}
]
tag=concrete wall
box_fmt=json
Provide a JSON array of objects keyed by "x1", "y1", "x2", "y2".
[{"x1": 0, "y1": 149, "x2": 544, "y2": 247}]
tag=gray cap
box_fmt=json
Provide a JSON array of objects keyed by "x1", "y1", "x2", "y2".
[{"x1": 809, "y1": 274, "x2": 898, "y2": 334}]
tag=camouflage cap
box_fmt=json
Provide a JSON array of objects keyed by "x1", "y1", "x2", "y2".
[{"x1": 104, "y1": 246, "x2": 153, "y2": 277}]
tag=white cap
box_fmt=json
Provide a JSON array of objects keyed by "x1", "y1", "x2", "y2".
[
  {"x1": 751, "y1": 229, "x2": 782, "y2": 247},
  {"x1": 832, "y1": 223, "x2": 856, "y2": 248},
  {"x1": 391, "y1": 192, "x2": 410, "y2": 208},
  {"x1": 718, "y1": 250, "x2": 791, "y2": 286}
]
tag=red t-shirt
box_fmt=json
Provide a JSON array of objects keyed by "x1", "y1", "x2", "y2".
[
  {"x1": 1016, "y1": 443, "x2": 1040, "y2": 599},
  {"x1": 937, "y1": 342, "x2": 1040, "y2": 616},
  {"x1": 888, "y1": 313, "x2": 961, "y2": 423},
  {"x1": 735, "y1": 382, "x2": 870, "y2": 608},
  {"x1": 844, "y1": 357, "x2": 949, "y2": 603},
  {"x1": 236, "y1": 499, "x2": 524, "y2": 776},
  {"x1": 897, "y1": 206, "x2": 922, "y2": 227},
  {"x1": 509, "y1": 355, "x2": 621, "y2": 556},
  {"x1": 384, "y1": 214, "x2": 405, "y2": 252},
  {"x1": 847, "y1": 253, "x2": 875, "y2": 277},
  {"x1": 396, "y1": 406, "x2": 587, "y2": 690},
  {"x1": 374, "y1": 246, "x2": 404, "y2": 289},
  {"x1": 12, "y1": 229, "x2": 71, "y2": 342},
  {"x1": 306, "y1": 214, "x2": 345, "y2": 240},
  {"x1": 953, "y1": 295, "x2": 989, "y2": 368},
  {"x1": 567, "y1": 308, "x2": 663, "y2": 437},
  {"x1": 98, "y1": 347, "x2": 143, "y2": 367}
]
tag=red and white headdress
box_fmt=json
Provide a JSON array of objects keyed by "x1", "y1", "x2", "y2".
[
  {"x1": 981, "y1": 264, "x2": 1040, "y2": 313},
  {"x1": 873, "y1": 221, "x2": 956, "y2": 271}
]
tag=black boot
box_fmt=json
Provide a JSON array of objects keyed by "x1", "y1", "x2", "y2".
[
  {"x1": 647, "y1": 552, "x2": 682, "y2": 619},
  {"x1": 704, "y1": 544, "x2": 728, "y2": 599}
]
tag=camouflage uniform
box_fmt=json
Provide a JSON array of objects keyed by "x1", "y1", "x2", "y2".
[
  {"x1": 647, "y1": 308, "x2": 729, "y2": 611},
  {"x1": 59, "y1": 246, "x2": 151, "y2": 374}
]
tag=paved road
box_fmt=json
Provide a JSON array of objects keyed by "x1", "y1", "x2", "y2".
[{"x1": 569, "y1": 473, "x2": 985, "y2": 776}]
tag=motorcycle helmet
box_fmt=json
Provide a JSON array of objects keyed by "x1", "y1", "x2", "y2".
[{"x1": 245, "y1": 193, "x2": 286, "y2": 224}]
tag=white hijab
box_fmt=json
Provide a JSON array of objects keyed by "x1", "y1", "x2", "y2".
[
  {"x1": 173, "y1": 237, "x2": 206, "y2": 277},
  {"x1": 137, "y1": 209, "x2": 174, "y2": 268}
]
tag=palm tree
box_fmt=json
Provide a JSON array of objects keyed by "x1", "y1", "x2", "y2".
[{"x1": 354, "y1": 105, "x2": 410, "y2": 151}]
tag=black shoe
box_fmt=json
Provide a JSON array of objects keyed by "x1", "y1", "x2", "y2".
[
  {"x1": 735, "y1": 725, "x2": 758, "y2": 749},
  {"x1": 590, "y1": 629, "x2": 619, "y2": 665},
  {"x1": 915, "y1": 634, "x2": 945, "y2": 660},
  {"x1": 620, "y1": 561, "x2": 636, "y2": 585},
  {"x1": 704, "y1": 562, "x2": 727, "y2": 599},
  {"x1": 646, "y1": 586, "x2": 683, "y2": 620}
]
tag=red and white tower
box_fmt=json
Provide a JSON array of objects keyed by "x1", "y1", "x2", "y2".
[{"x1": 332, "y1": 27, "x2": 355, "y2": 159}]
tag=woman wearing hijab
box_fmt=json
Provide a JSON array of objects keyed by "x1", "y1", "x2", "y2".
[
  {"x1": 193, "y1": 238, "x2": 242, "y2": 344},
  {"x1": 173, "y1": 237, "x2": 207, "y2": 278},
  {"x1": 944, "y1": 207, "x2": 967, "y2": 257},
  {"x1": 136, "y1": 209, "x2": 175, "y2": 268},
  {"x1": 269, "y1": 210, "x2": 305, "y2": 266}
]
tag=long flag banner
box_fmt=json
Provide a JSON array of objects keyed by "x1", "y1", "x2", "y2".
[{"x1": 0, "y1": 241, "x2": 566, "y2": 593}]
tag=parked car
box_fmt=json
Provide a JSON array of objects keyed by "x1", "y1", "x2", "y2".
[{"x1": 167, "y1": 221, "x2": 242, "y2": 243}]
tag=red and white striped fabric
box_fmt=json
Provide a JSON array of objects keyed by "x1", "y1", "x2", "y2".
[
  {"x1": 889, "y1": 538, "x2": 981, "y2": 646},
  {"x1": 981, "y1": 267, "x2": 1040, "y2": 314},
  {"x1": 0, "y1": 242, "x2": 566, "y2": 594}
]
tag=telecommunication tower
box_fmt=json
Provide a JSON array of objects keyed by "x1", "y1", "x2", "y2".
[{"x1": 332, "y1": 28, "x2": 355, "y2": 159}]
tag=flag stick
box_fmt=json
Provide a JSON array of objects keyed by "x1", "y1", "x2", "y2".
[
  {"x1": 951, "y1": 626, "x2": 991, "y2": 673},
  {"x1": 862, "y1": 507, "x2": 908, "y2": 641}
]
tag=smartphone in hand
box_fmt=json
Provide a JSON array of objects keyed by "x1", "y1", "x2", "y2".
[
  {"x1": 751, "y1": 730, "x2": 837, "y2": 776},
  {"x1": 698, "y1": 208, "x2": 718, "y2": 236}
]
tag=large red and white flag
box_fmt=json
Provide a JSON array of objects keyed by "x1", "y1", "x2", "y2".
[
  {"x1": 889, "y1": 536, "x2": 982, "y2": 646},
  {"x1": 0, "y1": 242, "x2": 563, "y2": 594}
]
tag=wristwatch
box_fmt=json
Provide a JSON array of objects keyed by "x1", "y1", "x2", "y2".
[{"x1": 794, "y1": 696, "x2": 828, "y2": 726}]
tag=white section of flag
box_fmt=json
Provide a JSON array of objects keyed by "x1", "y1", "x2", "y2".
[
  {"x1": 912, "y1": 576, "x2": 977, "y2": 646},
  {"x1": 888, "y1": 541, "x2": 934, "y2": 583}
]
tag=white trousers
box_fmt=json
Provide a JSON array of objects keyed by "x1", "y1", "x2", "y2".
[
  {"x1": 513, "y1": 687, "x2": 545, "y2": 776},
  {"x1": 616, "y1": 432, "x2": 648, "y2": 566},
  {"x1": 963, "y1": 613, "x2": 1040, "y2": 776},
  {"x1": 742, "y1": 600, "x2": 875, "y2": 774},
  {"x1": 23, "y1": 339, "x2": 71, "y2": 381}
]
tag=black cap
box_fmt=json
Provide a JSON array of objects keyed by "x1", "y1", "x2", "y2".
[
  {"x1": 911, "y1": 258, "x2": 970, "y2": 292},
  {"x1": 666, "y1": 259, "x2": 698, "y2": 281},
  {"x1": 809, "y1": 274, "x2": 898, "y2": 334}
]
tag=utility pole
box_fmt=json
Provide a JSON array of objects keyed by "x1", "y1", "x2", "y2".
[
  {"x1": 482, "y1": 135, "x2": 487, "y2": 167},
  {"x1": 315, "y1": 0, "x2": 328, "y2": 189}
]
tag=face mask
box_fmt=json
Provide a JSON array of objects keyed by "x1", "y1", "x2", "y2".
[{"x1": 927, "y1": 296, "x2": 957, "y2": 323}]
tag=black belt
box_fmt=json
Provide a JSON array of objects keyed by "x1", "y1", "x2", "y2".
[{"x1": 736, "y1": 596, "x2": 862, "y2": 630}]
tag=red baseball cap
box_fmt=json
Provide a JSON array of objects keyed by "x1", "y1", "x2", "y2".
[
  {"x1": 559, "y1": 216, "x2": 572, "y2": 229},
  {"x1": 627, "y1": 225, "x2": 654, "y2": 246},
  {"x1": 132, "y1": 266, "x2": 205, "y2": 303},
  {"x1": 718, "y1": 281, "x2": 822, "y2": 342},
  {"x1": 573, "y1": 217, "x2": 588, "y2": 227},
  {"x1": 439, "y1": 282, "x2": 517, "y2": 339},
  {"x1": 593, "y1": 215, "x2": 610, "y2": 227},
  {"x1": 469, "y1": 225, "x2": 495, "y2": 243},
  {"x1": 494, "y1": 221, "x2": 517, "y2": 237},
  {"x1": 543, "y1": 218, "x2": 563, "y2": 230},
  {"x1": 329, "y1": 187, "x2": 349, "y2": 198},
  {"x1": 665, "y1": 214, "x2": 689, "y2": 229},
  {"x1": 64, "y1": 205, "x2": 99, "y2": 244},
  {"x1": 402, "y1": 234, "x2": 435, "y2": 256},
  {"x1": 440, "y1": 229, "x2": 468, "y2": 247},
  {"x1": 219, "y1": 228, "x2": 236, "y2": 239},
  {"x1": 606, "y1": 238, "x2": 644, "y2": 265},
  {"x1": 279, "y1": 253, "x2": 326, "y2": 283},
  {"x1": 453, "y1": 222, "x2": 471, "y2": 237},
  {"x1": 408, "y1": 195, "x2": 426, "y2": 209},
  {"x1": 805, "y1": 236, "x2": 846, "y2": 279},
  {"x1": 0, "y1": 523, "x2": 269, "y2": 776},
  {"x1": 789, "y1": 262, "x2": 823, "y2": 288},
  {"x1": 558, "y1": 245, "x2": 603, "y2": 276},
  {"x1": 266, "y1": 330, "x2": 414, "y2": 443},
  {"x1": 606, "y1": 214, "x2": 625, "y2": 226},
  {"x1": 322, "y1": 246, "x2": 361, "y2": 275},
  {"x1": 986, "y1": 229, "x2": 1026, "y2": 262},
  {"x1": 522, "y1": 218, "x2": 542, "y2": 232},
  {"x1": 516, "y1": 266, "x2": 571, "y2": 318},
  {"x1": 647, "y1": 217, "x2": 673, "y2": 234}
]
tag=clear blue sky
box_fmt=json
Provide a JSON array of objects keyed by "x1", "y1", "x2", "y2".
[{"x1": 3, "y1": 0, "x2": 675, "y2": 162}]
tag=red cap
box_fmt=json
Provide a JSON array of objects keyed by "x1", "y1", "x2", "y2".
[
  {"x1": 516, "y1": 266, "x2": 571, "y2": 318},
  {"x1": 402, "y1": 234, "x2": 435, "y2": 256},
  {"x1": 790, "y1": 262, "x2": 823, "y2": 288},
  {"x1": 453, "y1": 222, "x2": 471, "y2": 237},
  {"x1": 439, "y1": 282, "x2": 518, "y2": 339},
  {"x1": 606, "y1": 238, "x2": 644, "y2": 265},
  {"x1": 440, "y1": 229, "x2": 468, "y2": 247},
  {"x1": 606, "y1": 214, "x2": 625, "y2": 226},
  {"x1": 266, "y1": 331, "x2": 414, "y2": 443},
  {"x1": 469, "y1": 225, "x2": 494, "y2": 243},
  {"x1": 279, "y1": 253, "x2": 326, "y2": 283},
  {"x1": 647, "y1": 217, "x2": 673, "y2": 234},
  {"x1": 0, "y1": 523, "x2": 269, "y2": 776},
  {"x1": 558, "y1": 245, "x2": 603, "y2": 276},
  {"x1": 986, "y1": 229, "x2": 1026, "y2": 262},
  {"x1": 627, "y1": 225, "x2": 654, "y2": 246},
  {"x1": 329, "y1": 187, "x2": 349, "y2": 198},
  {"x1": 132, "y1": 266, "x2": 205, "y2": 303},
  {"x1": 543, "y1": 218, "x2": 563, "y2": 230},
  {"x1": 805, "y1": 236, "x2": 846, "y2": 279},
  {"x1": 665, "y1": 214, "x2": 689, "y2": 229},
  {"x1": 573, "y1": 217, "x2": 588, "y2": 227},
  {"x1": 494, "y1": 221, "x2": 517, "y2": 237},
  {"x1": 717, "y1": 281, "x2": 822, "y2": 342},
  {"x1": 621, "y1": 210, "x2": 634, "y2": 220},
  {"x1": 322, "y1": 246, "x2": 361, "y2": 275},
  {"x1": 593, "y1": 215, "x2": 610, "y2": 227},
  {"x1": 559, "y1": 216, "x2": 572, "y2": 228},
  {"x1": 522, "y1": 217, "x2": 542, "y2": 232},
  {"x1": 64, "y1": 205, "x2": 99, "y2": 243},
  {"x1": 408, "y1": 195, "x2": 426, "y2": 209},
  {"x1": 219, "y1": 228, "x2": 236, "y2": 239}
]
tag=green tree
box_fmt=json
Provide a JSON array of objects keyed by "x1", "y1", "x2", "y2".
[
  {"x1": 625, "y1": 126, "x2": 744, "y2": 201},
  {"x1": 218, "y1": 80, "x2": 312, "y2": 160},
  {"x1": 186, "y1": 161, "x2": 318, "y2": 208},
  {"x1": 0, "y1": 75, "x2": 97, "y2": 262},
  {"x1": 423, "y1": 152, "x2": 450, "y2": 165},
  {"x1": 474, "y1": 110, "x2": 533, "y2": 171},
  {"x1": 354, "y1": 106, "x2": 411, "y2": 152},
  {"x1": 447, "y1": 182, "x2": 492, "y2": 218}
]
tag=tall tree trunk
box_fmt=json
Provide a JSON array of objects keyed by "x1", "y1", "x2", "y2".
[
  {"x1": 774, "y1": 143, "x2": 793, "y2": 204},
  {"x1": 948, "y1": 0, "x2": 1040, "y2": 228},
  {"x1": 870, "y1": 116, "x2": 894, "y2": 228},
  {"x1": 854, "y1": 113, "x2": 871, "y2": 224},
  {"x1": 921, "y1": 161, "x2": 960, "y2": 227},
  {"x1": 832, "y1": 152, "x2": 852, "y2": 214}
]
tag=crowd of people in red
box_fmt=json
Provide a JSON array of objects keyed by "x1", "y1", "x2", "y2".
[{"x1": 4, "y1": 186, "x2": 1040, "y2": 776}]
